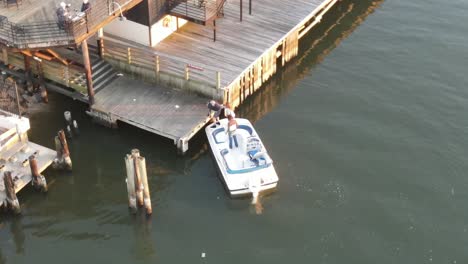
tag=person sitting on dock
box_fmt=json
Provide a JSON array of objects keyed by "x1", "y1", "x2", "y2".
[
  {"x1": 227, "y1": 115, "x2": 239, "y2": 149},
  {"x1": 56, "y1": 2, "x2": 71, "y2": 30},
  {"x1": 207, "y1": 100, "x2": 223, "y2": 123}
]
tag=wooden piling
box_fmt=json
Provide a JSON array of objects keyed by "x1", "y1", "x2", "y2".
[
  {"x1": 57, "y1": 130, "x2": 72, "y2": 171},
  {"x1": 125, "y1": 154, "x2": 137, "y2": 212},
  {"x1": 138, "y1": 156, "x2": 152, "y2": 215},
  {"x1": 4, "y1": 171, "x2": 20, "y2": 214},
  {"x1": 29, "y1": 155, "x2": 47, "y2": 192},
  {"x1": 125, "y1": 149, "x2": 152, "y2": 215},
  {"x1": 131, "y1": 149, "x2": 144, "y2": 207}
]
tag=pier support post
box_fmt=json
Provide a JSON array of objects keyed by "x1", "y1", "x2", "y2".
[
  {"x1": 4, "y1": 171, "x2": 20, "y2": 214},
  {"x1": 249, "y1": 0, "x2": 252, "y2": 15},
  {"x1": 177, "y1": 138, "x2": 189, "y2": 154},
  {"x1": 125, "y1": 149, "x2": 152, "y2": 215},
  {"x1": 138, "y1": 156, "x2": 152, "y2": 215},
  {"x1": 97, "y1": 28, "x2": 104, "y2": 58},
  {"x1": 29, "y1": 155, "x2": 47, "y2": 192},
  {"x1": 82, "y1": 39, "x2": 95, "y2": 105},
  {"x1": 23, "y1": 54, "x2": 32, "y2": 88},
  {"x1": 125, "y1": 153, "x2": 137, "y2": 212},
  {"x1": 53, "y1": 130, "x2": 72, "y2": 170},
  {"x1": 132, "y1": 149, "x2": 144, "y2": 207}
]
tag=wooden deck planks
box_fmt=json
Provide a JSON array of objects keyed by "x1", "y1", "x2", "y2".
[
  {"x1": 93, "y1": 76, "x2": 209, "y2": 140},
  {"x1": 151, "y1": 0, "x2": 325, "y2": 86}
]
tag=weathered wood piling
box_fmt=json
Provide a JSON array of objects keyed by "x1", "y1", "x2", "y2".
[
  {"x1": 125, "y1": 149, "x2": 152, "y2": 215},
  {"x1": 29, "y1": 154, "x2": 47, "y2": 192},
  {"x1": 52, "y1": 130, "x2": 72, "y2": 170},
  {"x1": 4, "y1": 171, "x2": 20, "y2": 214}
]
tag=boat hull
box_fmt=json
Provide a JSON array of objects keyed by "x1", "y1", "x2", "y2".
[{"x1": 205, "y1": 118, "x2": 279, "y2": 197}]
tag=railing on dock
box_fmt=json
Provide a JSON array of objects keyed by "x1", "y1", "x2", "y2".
[
  {"x1": 168, "y1": 0, "x2": 226, "y2": 25},
  {"x1": 103, "y1": 41, "x2": 223, "y2": 97},
  {"x1": 0, "y1": 0, "x2": 141, "y2": 49}
]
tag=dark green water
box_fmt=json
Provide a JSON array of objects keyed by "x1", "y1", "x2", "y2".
[{"x1": 1, "y1": 0, "x2": 468, "y2": 263}]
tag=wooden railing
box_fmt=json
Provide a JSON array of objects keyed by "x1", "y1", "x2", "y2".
[
  {"x1": 168, "y1": 0, "x2": 226, "y2": 25},
  {"x1": 103, "y1": 41, "x2": 222, "y2": 97},
  {"x1": 0, "y1": 0, "x2": 141, "y2": 49}
]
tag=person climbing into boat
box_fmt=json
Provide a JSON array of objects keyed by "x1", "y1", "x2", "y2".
[
  {"x1": 207, "y1": 100, "x2": 223, "y2": 123},
  {"x1": 227, "y1": 115, "x2": 239, "y2": 149}
]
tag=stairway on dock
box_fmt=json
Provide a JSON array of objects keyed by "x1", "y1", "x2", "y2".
[{"x1": 91, "y1": 58, "x2": 119, "y2": 93}]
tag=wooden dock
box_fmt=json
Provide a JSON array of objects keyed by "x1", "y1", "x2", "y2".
[
  {"x1": 94, "y1": 0, "x2": 338, "y2": 152},
  {"x1": 91, "y1": 75, "x2": 210, "y2": 151}
]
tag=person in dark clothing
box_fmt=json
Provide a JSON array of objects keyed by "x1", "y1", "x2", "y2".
[
  {"x1": 81, "y1": 0, "x2": 91, "y2": 12},
  {"x1": 56, "y1": 2, "x2": 69, "y2": 30},
  {"x1": 207, "y1": 100, "x2": 224, "y2": 122}
]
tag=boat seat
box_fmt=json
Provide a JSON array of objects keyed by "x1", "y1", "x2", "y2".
[{"x1": 212, "y1": 127, "x2": 226, "y2": 144}]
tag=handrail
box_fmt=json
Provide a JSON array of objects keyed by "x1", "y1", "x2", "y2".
[
  {"x1": 167, "y1": 0, "x2": 225, "y2": 24},
  {"x1": 0, "y1": 0, "x2": 140, "y2": 49}
]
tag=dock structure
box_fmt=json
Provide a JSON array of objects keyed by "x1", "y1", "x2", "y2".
[
  {"x1": 0, "y1": 0, "x2": 339, "y2": 152},
  {"x1": 0, "y1": 110, "x2": 56, "y2": 210}
]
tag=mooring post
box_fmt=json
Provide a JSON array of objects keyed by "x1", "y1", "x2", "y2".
[
  {"x1": 29, "y1": 155, "x2": 47, "y2": 192},
  {"x1": 131, "y1": 149, "x2": 144, "y2": 207},
  {"x1": 81, "y1": 39, "x2": 95, "y2": 105},
  {"x1": 249, "y1": 0, "x2": 252, "y2": 15},
  {"x1": 4, "y1": 171, "x2": 20, "y2": 214},
  {"x1": 125, "y1": 154, "x2": 137, "y2": 213},
  {"x1": 58, "y1": 130, "x2": 72, "y2": 171},
  {"x1": 138, "y1": 156, "x2": 152, "y2": 215}
]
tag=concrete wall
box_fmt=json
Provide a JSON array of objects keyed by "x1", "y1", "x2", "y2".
[
  {"x1": 104, "y1": 19, "x2": 150, "y2": 46},
  {"x1": 150, "y1": 15, "x2": 188, "y2": 46}
]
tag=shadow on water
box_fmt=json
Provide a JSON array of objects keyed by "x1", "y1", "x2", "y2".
[{"x1": 237, "y1": 0, "x2": 385, "y2": 122}]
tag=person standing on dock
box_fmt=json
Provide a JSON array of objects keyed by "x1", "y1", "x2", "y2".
[
  {"x1": 207, "y1": 100, "x2": 224, "y2": 122},
  {"x1": 56, "y1": 2, "x2": 71, "y2": 30}
]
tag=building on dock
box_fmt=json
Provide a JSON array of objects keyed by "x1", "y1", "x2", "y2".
[{"x1": 0, "y1": 0, "x2": 339, "y2": 152}]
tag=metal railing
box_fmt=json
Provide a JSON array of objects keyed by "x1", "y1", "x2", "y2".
[
  {"x1": 0, "y1": 0, "x2": 140, "y2": 49},
  {"x1": 167, "y1": 0, "x2": 226, "y2": 25}
]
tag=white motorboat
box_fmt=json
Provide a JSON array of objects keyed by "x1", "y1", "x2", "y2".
[{"x1": 205, "y1": 118, "x2": 279, "y2": 197}]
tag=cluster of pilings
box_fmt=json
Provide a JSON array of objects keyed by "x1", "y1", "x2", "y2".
[{"x1": 125, "y1": 149, "x2": 152, "y2": 215}]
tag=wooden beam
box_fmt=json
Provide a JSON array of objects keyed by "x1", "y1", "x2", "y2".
[
  {"x1": 30, "y1": 51, "x2": 53, "y2": 61},
  {"x1": 46, "y1": 49, "x2": 69, "y2": 66}
]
